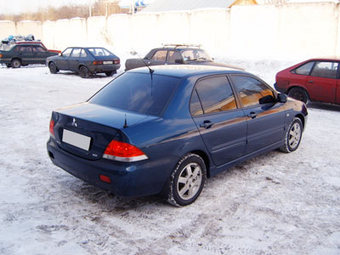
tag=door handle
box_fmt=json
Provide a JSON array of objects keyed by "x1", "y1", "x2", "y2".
[
  {"x1": 308, "y1": 80, "x2": 313, "y2": 83},
  {"x1": 248, "y1": 112, "x2": 257, "y2": 119},
  {"x1": 200, "y1": 120, "x2": 213, "y2": 129}
]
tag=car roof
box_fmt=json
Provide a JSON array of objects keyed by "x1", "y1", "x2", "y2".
[
  {"x1": 128, "y1": 65, "x2": 248, "y2": 79},
  {"x1": 304, "y1": 58, "x2": 340, "y2": 62}
]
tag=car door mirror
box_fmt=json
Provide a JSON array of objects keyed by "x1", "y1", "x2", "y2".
[
  {"x1": 259, "y1": 95, "x2": 275, "y2": 104},
  {"x1": 59, "y1": 53, "x2": 62, "y2": 56},
  {"x1": 175, "y1": 59, "x2": 184, "y2": 64},
  {"x1": 277, "y1": 93, "x2": 287, "y2": 103}
]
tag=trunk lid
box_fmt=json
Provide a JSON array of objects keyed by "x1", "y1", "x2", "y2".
[{"x1": 53, "y1": 102, "x2": 157, "y2": 160}]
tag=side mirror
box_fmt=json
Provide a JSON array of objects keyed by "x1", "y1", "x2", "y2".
[
  {"x1": 175, "y1": 59, "x2": 184, "y2": 64},
  {"x1": 59, "y1": 53, "x2": 62, "y2": 56},
  {"x1": 259, "y1": 95, "x2": 275, "y2": 104},
  {"x1": 277, "y1": 93, "x2": 287, "y2": 103}
]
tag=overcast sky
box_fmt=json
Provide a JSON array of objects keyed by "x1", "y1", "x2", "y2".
[{"x1": 0, "y1": 0, "x2": 97, "y2": 15}]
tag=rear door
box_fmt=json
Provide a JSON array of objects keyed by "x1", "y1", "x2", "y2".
[
  {"x1": 307, "y1": 61, "x2": 339, "y2": 103},
  {"x1": 229, "y1": 75, "x2": 286, "y2": 154},
  {"x1": 17, "y1": 45, "x2": 33, "y2": 65},
  {"x1": 191, "y1": 76, "x2": 247, "y2": 166}
]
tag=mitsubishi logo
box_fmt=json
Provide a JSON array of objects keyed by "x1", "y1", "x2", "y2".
[{"x1": 71, "y1": 118, "x2": 78, "y2": 127}]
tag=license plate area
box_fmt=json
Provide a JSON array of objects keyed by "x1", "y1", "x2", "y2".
[
  {"x1": 62, "y1": 129, "x2": 91, "y2": 151},
  {"x1": 103, "y1": 61, "x2": 113, "y2": 65}
]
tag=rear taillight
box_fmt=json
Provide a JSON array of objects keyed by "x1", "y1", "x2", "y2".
[
  {"x1": 49, "y1": 119, "x2": 55, "y2": 137},
  {"x1": 93, "y1": 61, "x2": 103, "y2": 65},
  {"x1": 0, "y1": 54, "x2": 2, "y2": 58},
  {"x1": 114, "y1": 59, "x2": 120, "y2": 64},
  {"x1": 103, "y1": 140, "x2": 148, "y2": 162}
]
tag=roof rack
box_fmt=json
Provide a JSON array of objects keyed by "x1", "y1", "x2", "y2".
[{"x1": 162, "y1": 43, "x2": 201, "y2": 49}]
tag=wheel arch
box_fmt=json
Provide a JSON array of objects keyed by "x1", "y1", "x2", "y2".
[
  {"x1": 11, "y1": 57, "x2": 22, "y2": 63},
  {"x1": 190, "y1": 150, "x2": 211, "y2": 178},
  {"x1": 287, "y1": 86, "x2": 310, "y2": 99},
  {"x1": 295, "y1": 114, "x2": 306, "y2": 131}
]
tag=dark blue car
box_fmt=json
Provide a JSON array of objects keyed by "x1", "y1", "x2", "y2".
[
  {"x1": 46, "y1": 47, "x2": 120, "y2": 78},
  {"x1": 47, "y1": 65, "x2": 307, "y2": 206}
]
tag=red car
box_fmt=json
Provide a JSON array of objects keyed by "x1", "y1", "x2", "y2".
[{"x1": 275, "y1": 58, "x2": 340, "y2": 105}]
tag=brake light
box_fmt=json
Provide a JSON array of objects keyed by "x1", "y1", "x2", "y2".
[
  {"x1": 114, "y1": 59, "x2": 120, "y2": 64},
  {"x1": 49, "y1": 119, "x2": 55, "y2": 137},
  {"x1": 103, "y1": 140, "x2": 148, "y2": 162},
  {"x1": 0, "y1": 54, "x2": 2, "y2": 58},
  {"x1": 93, "y1": 61, "x2": 103, "y2": 65}
]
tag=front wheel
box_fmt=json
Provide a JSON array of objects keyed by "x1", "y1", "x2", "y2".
[
  {"x1": 48, "y1": 62, "x2": 58, "y2": 74},
  {"x1": 288, "y1": 88, "x2": 309, "y2": 104},
  {"x1": 166, "y1": 154, "x2": 206, "y2": 206},
  {"x1": 79, "y1": 66, "x2": 91, "y2": 78},
  {"x1": 280, "y1": 117, "x2": 303, "y2": 153}
]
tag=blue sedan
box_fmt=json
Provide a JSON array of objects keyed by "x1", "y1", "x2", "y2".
[
  {"x1": 46, "y1": 47, "x2": 120, "y2": 78},
  {"x1": 47, "y1": 65, "x2": 307, "y2": 206}
]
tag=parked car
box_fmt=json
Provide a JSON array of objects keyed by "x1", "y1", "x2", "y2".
[
  {"x1": 0, "y1": 41, "x2": 60, "y2": 68},
  {"x1": 46, "y1": 47, "x2": 120, "y2": 78},
  {"x1": 275, "y1": 58, "x2": 340, "y2": 105},
  {"x1": 47, "y1": 65, "x2": 307, "y2": 206},
  {"x1": 125, "y1": 44, "x2": 242, "y2": 71}
]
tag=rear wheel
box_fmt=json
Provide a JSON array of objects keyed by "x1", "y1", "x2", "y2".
[
  {"x1": 288, "y1": 88, "x2": 309, "y2": 104},
  {"x1": 79, "y1": 66, "x2": 90, "y2": 78},
  {"x1": 48, "y1": 62, "x2": 58, "y2": 74},
  {"x1": 11, "y1": 59, "x2": 21, "y2": 68},
  {"x1": 166, "y1": 154, "x2": 206, "y2": 206},
  {"x1": 280, "y1": 117, "x2": 303, "y2": 153}
]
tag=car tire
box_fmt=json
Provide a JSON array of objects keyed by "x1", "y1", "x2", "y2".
[
  {"x1": 79, "y1": 66, "x2": 90, "y2": 78},
  {"x1": 280, "y1": 117, "x2": 303, "y2": 153},
  {"x1": 166, "y1": 153, "x2": 206, "y2": 206},
  {"x1": 11, "y1": 59, "x2": 21, "y2": 68},
  {"x1": 288, "y1": 88, "x2": 309, "y2": 104},
  {"x1": 105, "y1": 71, "x2": 115, "y2": 77},
  {"x1": 48, "y1": 62, "x2": 58, "y2": 74}
]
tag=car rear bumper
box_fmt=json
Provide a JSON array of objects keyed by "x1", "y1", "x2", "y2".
[
  {"x1": 46, "y1": 137, "x2": 168, "y2": 197},
  {"x1": 89, "y1": 64, "x2": 121, "y2": 73}
]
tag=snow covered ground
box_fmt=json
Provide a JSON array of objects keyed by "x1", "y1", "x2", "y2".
[{"x1": 0, "y1": 60, "x2": 340, "y2": 255}]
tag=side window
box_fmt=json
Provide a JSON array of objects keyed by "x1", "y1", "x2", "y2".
[
  {"x1": 70, "y1": 48, "x2": 81, "y2": 58},
  {"x1": 230, "y1": 75, "x2": 273, "y2": 108},
  {"x1": 19, "y1": 46, "x2": 32, "y2": 53},
  {"x1": 310, "y1": 61, "x2": 339, "y2": 79},
  {"x1": 194, "y1": 76, "x2": 237, "y2": 115},
  {"x1": 190, "y1": 90, "x2": 203, "y2": 116},
  {"x1": 151, "y1": 50, "x2": 167, "y2": 62},
  {"x1": 167, "y1": 51, "x2": 182, "y2": 63},
  {"x1": 80, "y1": 49, "x2": 87, "y2": 58},
  {"x1": 62, "y1": 48, "x2": 72, "y2": 57},
  {"x1": 294, "y1": 62, "x2": 314, "y2": 75}
]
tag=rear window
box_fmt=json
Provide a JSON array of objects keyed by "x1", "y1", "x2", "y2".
[
  {"x1": 88, "y1": 48, "x2": 113, "y2": 57},
  {"x1": 89, "y1": 73, "x2": 180, "y2": 116}
]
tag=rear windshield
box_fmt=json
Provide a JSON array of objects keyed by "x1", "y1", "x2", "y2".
[
  {"x1": 89, "y1": 72, "x2": 180, "y2": 116},
  {"x1": 88, "y1": 48, "x2": 113, "y2": 57}
]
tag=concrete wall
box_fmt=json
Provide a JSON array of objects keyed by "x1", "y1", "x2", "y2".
[{"x1": 1, "y1": 3, "x2": 339, "y2": 59}]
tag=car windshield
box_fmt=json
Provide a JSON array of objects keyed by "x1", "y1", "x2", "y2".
[
  {"x1": 88, "y1": 48, "x2": 113, "y2": 57},
  {"x1": 0, "y1": 43, "x2": 15, "y2": 51},
  {"x1": 89, "y1": 72, "x2": 180, "y2": 116},
  {"x1": 181, "y1": 49, "x2": 212, "y2": 62}
]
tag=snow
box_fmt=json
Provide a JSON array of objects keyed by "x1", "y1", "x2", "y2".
[{"x1": 0, "y1": 60, "x2": 340, "y2": 255}]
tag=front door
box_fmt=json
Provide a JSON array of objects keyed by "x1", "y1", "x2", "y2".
[
  {"x1": 191, "y1": 76, "x2": 247, "y2": 166},
  {"x1": 307, "y1": 61, "x2": 339, "y2": 104},
  {"x1": 229, "y1": 75, "x2": 286, "y2": 154}
]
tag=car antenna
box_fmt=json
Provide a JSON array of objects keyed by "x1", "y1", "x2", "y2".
[
  {"x1": 133, "y1": 49, "x2": 154, "y2": 77},
  {"x1": 123, "y1": 114, "x2": 128, "y2": 128}
]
